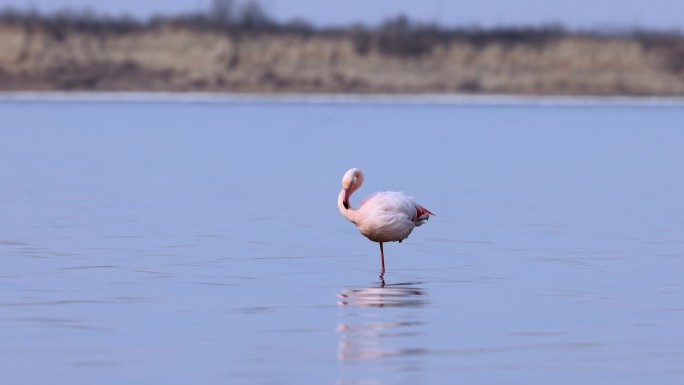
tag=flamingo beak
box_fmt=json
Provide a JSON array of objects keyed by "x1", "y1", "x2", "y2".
[{"x1": 342, "y1": 188, "x2": 350, "y2": 209}]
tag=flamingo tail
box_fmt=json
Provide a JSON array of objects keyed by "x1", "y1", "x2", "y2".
[{"x1": 415, "y1": 204, "x2": 435, "y2": 219}]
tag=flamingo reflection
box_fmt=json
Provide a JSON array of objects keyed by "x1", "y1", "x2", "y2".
[{"x1": 336, "y1": 282, "x2": 428, "y2": 360}]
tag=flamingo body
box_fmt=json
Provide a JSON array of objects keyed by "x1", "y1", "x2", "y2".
[
  {"x1": 353, "y1": 191, "x2": 429, "y2": 243},
  {"x1": 337, "y1": 168, "x2": 433, "y2": 272}
]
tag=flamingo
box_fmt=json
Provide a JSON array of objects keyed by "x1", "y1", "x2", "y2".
[{"x1": 337, "y1": 168, "x2": 434, "y2": 274}]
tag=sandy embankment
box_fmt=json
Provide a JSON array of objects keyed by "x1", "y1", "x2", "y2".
[{"x1": 1, "y1": 23, "x2": 683, "y2": 95}]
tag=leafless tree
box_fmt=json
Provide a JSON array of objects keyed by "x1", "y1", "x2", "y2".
[
  {"x1": 239, "y1": 0, "x2": 271, "y2": 29},
  {"x1": 210, "y1": 0, "x2": 235, "y2": 26}
]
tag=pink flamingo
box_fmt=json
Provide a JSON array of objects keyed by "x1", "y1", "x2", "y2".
[{"x1": 337, "y1": 168, "x2": 434, "y2": 274}]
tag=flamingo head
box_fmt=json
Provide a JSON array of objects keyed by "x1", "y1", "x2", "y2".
[{"x1": 341, "y1": 168, "x2": 364, "y2": 209}]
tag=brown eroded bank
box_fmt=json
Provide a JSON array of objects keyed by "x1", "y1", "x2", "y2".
[{"x1": 1, "y1": 21, "x2": 684, "y2": 95}]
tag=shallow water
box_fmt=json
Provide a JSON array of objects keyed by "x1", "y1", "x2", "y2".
[{"x1": 1, "y1": 95, "x2": 683, "y2": 384}]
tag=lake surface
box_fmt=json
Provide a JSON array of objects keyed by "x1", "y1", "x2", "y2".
[{"x1": 1, "y1": 94, "x2": 683, "y2": 385}]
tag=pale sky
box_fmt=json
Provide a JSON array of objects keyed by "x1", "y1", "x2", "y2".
[{"x1": 0, "y1": 0, "x2": 682, "y2": 30}]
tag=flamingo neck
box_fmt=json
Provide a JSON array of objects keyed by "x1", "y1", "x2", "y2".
[{"x1": 338, "y1": 189, "x2": 359, "y2": 224}]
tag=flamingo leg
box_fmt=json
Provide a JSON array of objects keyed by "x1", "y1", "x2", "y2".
[{"x1": 379, "y1": 242, "x2": 386, "y2": 274}]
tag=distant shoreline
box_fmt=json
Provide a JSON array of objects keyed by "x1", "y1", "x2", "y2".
[
  {"x1": 2, "y1": 17, "x2": 684, "y2": 96},
  {"x1": 3, "y1": 91, "x2": 684, "y2": 107}
]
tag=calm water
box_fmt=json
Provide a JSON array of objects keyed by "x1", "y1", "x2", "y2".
[{"x1": 1, "y1": 94, "x2": 683, "y2": 385}]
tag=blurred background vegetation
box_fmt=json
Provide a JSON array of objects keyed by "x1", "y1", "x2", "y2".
[{"x1": 1, "y1": 0, "x2": 683, "y2": 94}]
